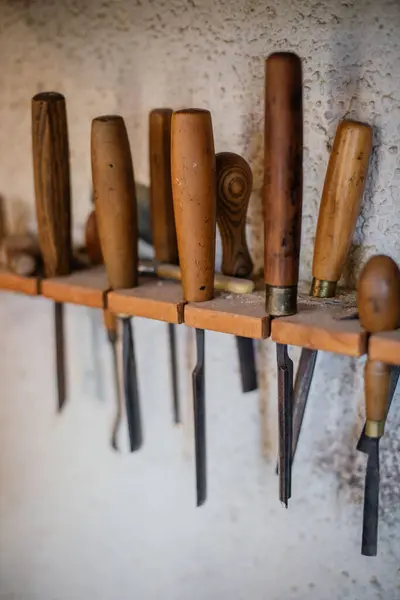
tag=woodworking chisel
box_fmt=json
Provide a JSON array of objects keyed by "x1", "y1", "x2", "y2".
[
  {"x1": 357, "y1": 254, "x2": 400, "y2": 556},
  {"x1": 291, "y1": 120, "x2": 373, "y2": 462},
  {"x1": 264, "y1": 52, "x2": 303, "y2": 507},
  {"x1": 149, "y1": 108, "x2": 180, "y2": 423},
  {"x1": 91, "y1": 115, "x2": 142, "y2": 452},
  {"x1": 32, "y1": 92, "x2": 72, "y2": 412},
  {"x1": 171, "y1": 109, "x2": 217, "y2": 506},
  {"x1": 216, "y1": 152, "x2": 257, "y2": 393}
]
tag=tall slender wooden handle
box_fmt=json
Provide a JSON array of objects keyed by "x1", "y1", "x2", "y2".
[
  {"x1": 311, "y1": 120, "x2": 373, "y2": 297},
  {"x1": 358, "y1": 255, "x2": 400, "y2": 437},
  {"x1": 149, "y1": 108, "x2": 178, "y2": 265},
  {"x1": 32, "y1": 92, "x2": 72, "y2": 277},
  {"x1": 264, "y1": 52, "x2": 303, "y2": 316},
  {"x1": 91, "y1": 116, "x2": 138, "y2": 290},
  {"x1": 171, "y1": 109, "x2": 216, "y2": 303},
  {"x1": 216, "y1": 152, "x2": 253, "y2": 278}
]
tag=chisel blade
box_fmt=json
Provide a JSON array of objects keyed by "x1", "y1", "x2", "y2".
[
  {"x1": 276, "y1": 343, "x2": 294, "y2": 507},
  {"x1": 292, "y1": 348, "x2": 318, "y2": 459},
  {"x1": 193, "y1": 328, "x2": 206, "y2": 507},
  {"x1": 108, "y1": 329, "x2": 123, "y2": 452},
  {"x1": 361, "y1": 439, "x2": 380, "y2": 556},
  {"x1": 122, "y1": 317, "x2": 142, "y2": 452},
  {"x1": 54, "y1": 301, "x2": 66, "y2": 412},
  {"x1": 168, "y1": 323, "x2": 180, "y2": 424},
  {"x1": 236, "y1": 336, "x2": 257, "y2": 393}
]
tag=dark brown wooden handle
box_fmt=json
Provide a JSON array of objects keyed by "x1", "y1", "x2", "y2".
[
  {"x1": 85, "y1": 210, "x2": 103, "y2": 265},
  {"x1": 149, "y1": 108, "x2": 178, "y2": 265},
  {"x1": 216, "y1": 152, "x2": 253, "y2": 278},
  {"x1": 91, "y1": 115, "x2": 138, "y2": 290},
  {"x1": 32, "y1": 92, "x2": 72, "y2": 277},
  {"x1": 311, "y1": 120, "x2": 373, "y2": 297},
  {"x1": 171, "y1": 109, "x2": 216, "y2": 303},
  {"x1": 358, "y1": 254, "x2": 400, "y2": 437},
  {"x1": 263, "y1": 52, "x2": 303, "y2": 316}
]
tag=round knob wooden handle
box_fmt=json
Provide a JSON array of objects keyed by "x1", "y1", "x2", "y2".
[
  {"x1": 171, "y1": 109, "x2": 216, "y2": 303},
  {"x1": 91, "y1": 115, "x2": 138, "y2": 290},
  {"x1": 149, "y1": 108, "x2": 178, "y2": 265},
  {"x1": 85, "y1": 210, "x2": 103, "y2": 265},
  {"x1": 263, "y1": 52, "x2": 303, "y2": 316},
  {"x1": 216, "y1": 152, "x2": 253, "y2": 278},
  {"x1": 311, "y1": 120, "x2": 373, "y2": 298},
  {"x1": 358, "y1": 255, "x2": 400, "y2": 437},
  {"x1": 32, "y1": 92, "x2": 72, "y2": 278}
]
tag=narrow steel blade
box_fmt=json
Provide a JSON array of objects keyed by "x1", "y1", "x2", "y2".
[
  {"x1": 54, "y1": 301, "x2": 67, "y2": 412},
  {"x1": 122, "y1": 318, "x2": 142, "y2": 452},
  {"x1": 168, "y1": 323, "x2": 180, "y2": 424},
  {"x1": 292, "y1": 348, "x2": 318, "y2": 459},
  {"x1": 361, "y1": 439, "x2": 380, "y2": 556},
  {"x1": 276, "y1": 343, "x2": 294, "y2": 507},
  {"x1": 108, "y1": 329, "x2": 123, "y2": 451},
  {"x1": 193, "y1": 328, "x2": 206, "y2": 507},
  {"x1": 236, "y1": 336, "x2": 258, "y2": 393}
]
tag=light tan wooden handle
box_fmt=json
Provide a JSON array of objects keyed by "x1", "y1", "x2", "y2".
[
  {"x1": 311, "y1": 120, "x2": 373, "y2": 297},
  {"x1": 149, "y1": 108, "x2": 178, "y2": 265},
  {"x1": 216, "y1": 152, "x2": 253, "y2": 278},
  {"x1": 171, "y1": 109, "x2": 216, "y2": 302},
  {"x1": 264, "y1": 53, "x2": 303, "y2": 289},
  {"x1": 32, "y1": 92, "x2": 72, "y2": 278},
  {"x1": 364, "y1": 359, "x2": 391, "y2": 437},
  {"x1": 91, "y1": 116, "x2": 138, "y2": 290},
  {"x1": 85, "y1": 210, "x2": 103, "y2": 265}
]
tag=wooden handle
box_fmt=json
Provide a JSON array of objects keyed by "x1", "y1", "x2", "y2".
[
  {"x1": 358, "y1": 255, "x2": 400, "y2": 437},
  {"x1": 149, "y1": 109, "x2": 178, "y2": 264},
  {"x1": 263, "y1": 53, "x2": 303, "y2": 316},
  {"x1": 91, "y1": 116, "x2": 138, "y2": 290},
  {"x1": 171, "y1": 109, "x2": 216, "y2": 303},
  {"x1": 32, "y1": 92, "x2": 72, "y2": 277},
  {"x1": 216, "y1": 152, "x2": 253, "y2": 278},
  {"x1": 85, "y1": 210, "x2": 103, "y2": 265},
  {"x1": 311, "y1": 120, "x2": 373, "y2": 297},
  {"x1": 103, "y1": 308, "x2": 118, "y2": 339}
]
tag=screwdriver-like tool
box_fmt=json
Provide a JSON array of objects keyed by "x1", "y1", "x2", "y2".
[
  {"x1": 171, "y1": 109, "x2": 216, "y2": 506},
  {"x1": 216, "y1": 152, "x2": 257, "y2": 393},
  {"x1": 149, "y1": 108, "x2": 181, "y2": 423},
  {"x1": 264, "y1": 52, "x2": 303, "y2": 507},
  {"x1": 357, "y1": 255, "x2": 400, "y2": 556},
  {"x1": 291, "y1": 120, "x2": 373, "y2": 462},
  {"x1": 32, "y1": 92, "x2": 72, "y2": 412},
  {"x1": 91, "y1": 115, "x2": 141, "y2": 452}
]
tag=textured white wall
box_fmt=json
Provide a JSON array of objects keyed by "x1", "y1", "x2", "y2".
[{"x1": 0, "y1": 1, "x2": 400, "y2": 598}]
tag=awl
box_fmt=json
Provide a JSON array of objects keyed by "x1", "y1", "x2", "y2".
[
  {"x1": 171, "y1": 109, "x2": 217, "y2": 506},
  {"x1": 91, "y1": 115, "x2": 142, "y2": 451},
  {"x1": 357, "y1": 254, "x2": 400, "y2": 556},
  {"x1": 216, "y1": 152, "x2": 257, "y2": 393},
  {"x1": 32, "y1": 92, "x2": 72, "y2": 412}
]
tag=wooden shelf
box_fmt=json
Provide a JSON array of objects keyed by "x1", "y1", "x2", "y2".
[
  {"x1": 41, "y1": 266, "x2": 109, "y2": 308},
  {"x1": 108, "y1": 278, "x2": 185, "y2": 324},
  {"x1": 369, "y1": 330, "x2": 400, "y2": 365},
  {"x1": 0, "y1": 268, "x2": 39, "y2": 296}
]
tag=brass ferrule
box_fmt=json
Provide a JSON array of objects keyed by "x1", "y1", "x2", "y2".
[
  {"x1": 365, "y1": 419, "x2": 385, "y2": 439},
  {"x1": 310, "y1": 278, "x2": 337, "y2": 298},
  {"x1": 265, "y1": 285, "x2": 297, "y2": 317}
]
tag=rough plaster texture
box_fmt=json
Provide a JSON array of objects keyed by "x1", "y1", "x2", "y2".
[{"x1": 0, "y1": 0, "x2": 400, "y2": 599}]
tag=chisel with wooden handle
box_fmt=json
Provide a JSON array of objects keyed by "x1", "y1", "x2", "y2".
[
  {"x1": 291, "y1": 120, "x2": 373, "y2": 462},
  {"x1": 357, "y1": 255, "x2": 400, "y2": 556},
  {"x1": 32, "y1": 92, "x2": 72, "y2": 412},
  {"x1": 149, "y1": 108, "x2": 180, "y2": 423},
  {"x1": 91, "y1": 115, "x2": 141, "y2": 452},
  {"x1": 171, "y1": 108, "x2": 216, "y2": 506},
  {"x1": 264, "y1": 52, "x2": 303, "y2": 507},
  {"x1": 216, "y1": 152, "x2": 257, "y2": 393}
]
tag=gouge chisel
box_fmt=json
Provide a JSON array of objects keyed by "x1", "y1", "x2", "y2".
[
  {"x1": 264, "y1": 52, "x2": 303, "y2": 507},
  {"x1": 91, "y1": 115, "x2": 141, "y2": 452},
  {"x1": 149, "y1": 108, "x2": 180, "y2": 423},
  {"x1": 357, "y1": 254, "x2": 400, "y2": 556},
  {"x1": 171, "y1": 109, "x2": 216, "y2": 506},
  {"x1": 32, "y1": 92, "x2": 72, "y2": 412},
  {"x1": 291, "y1": 120, "x2": 372, "y2": 462},
  {"x1": 216, "y1": 152, "x2": 257, "y2": 393}
]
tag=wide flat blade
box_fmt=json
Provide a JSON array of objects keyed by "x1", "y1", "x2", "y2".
[
  {"x1": 54, "y1": 302, "x2": 67, "y2": 412},
  {"x1": 236, "y1": 336, "x2": 258, "y2": 393},
  {"x1": 276, "y1": 343, "x2": 294, "y2": 507},
  {"x1": 193, "y1": 328, "x2": 206, "y2": 506},
  {"x1": 168, "y1": 323, "x2": 180, "y2": 424},
  {"x1": 361, "y1": 439, "x2": 380, "y2": 556},
  {"x1": 122, "y1": 318, "x2": 142, "y2": 452},
  {"x1": 292, "y1": 348, "x2": 318, "y2": 459}
]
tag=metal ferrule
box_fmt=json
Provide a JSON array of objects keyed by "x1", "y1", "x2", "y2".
[
  {"x1": 310, "y1": 278, "x2": 337, "y2": 298},
  {"x1": 265, "y1": 285, "x2": 297, "y2": 317},
  {"x1": 365, "y1": 419, "x2": 385, "y2": 439}
]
